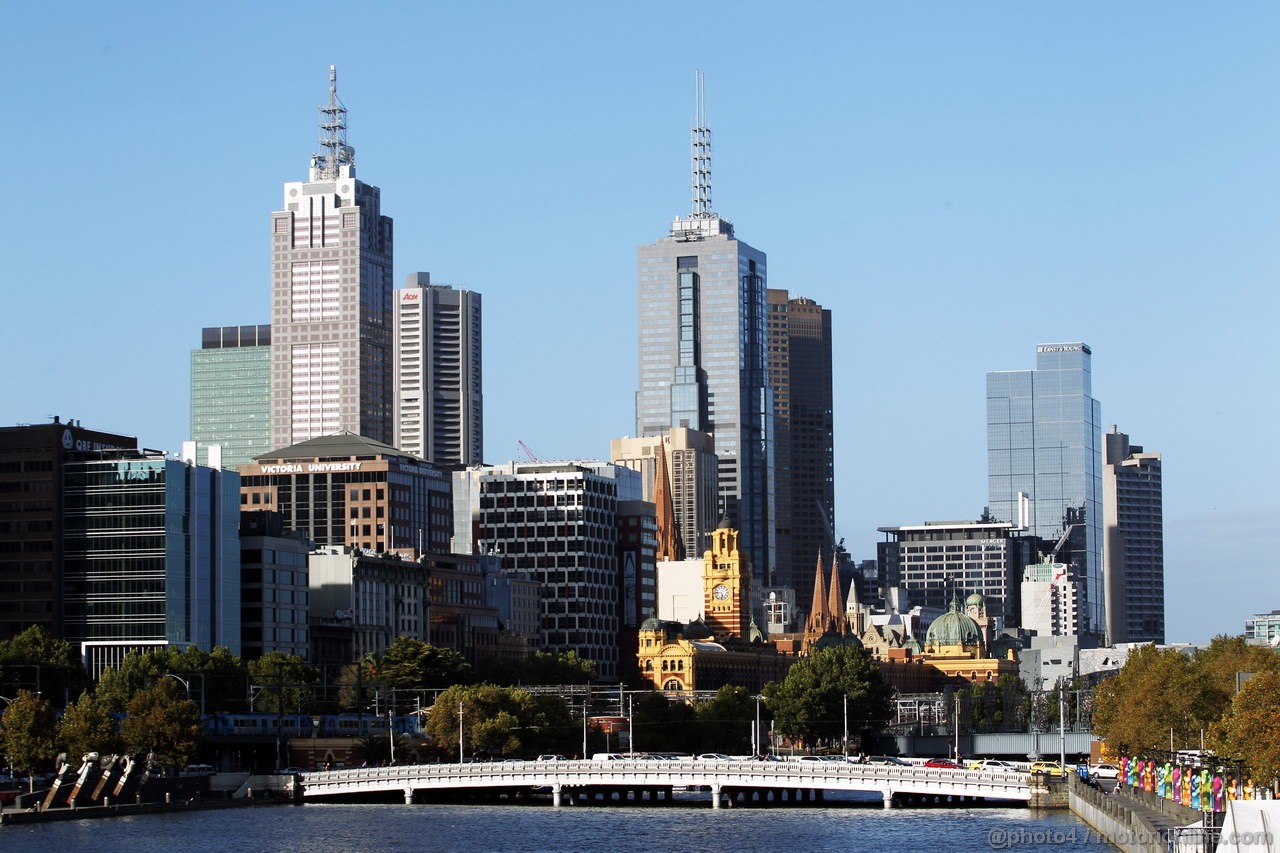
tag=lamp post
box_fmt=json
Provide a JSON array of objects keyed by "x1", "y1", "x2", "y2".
[
  {"x1": 458, "y1": 701, "x2": 464, "y2": 765},
  {"x1": 387, "y1": 709, "x2": 396, "y2": 765}
]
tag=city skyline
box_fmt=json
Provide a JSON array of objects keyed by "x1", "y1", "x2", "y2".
[{"x1": 3, "y1": 4, "x2": 1277, "y2": 644}]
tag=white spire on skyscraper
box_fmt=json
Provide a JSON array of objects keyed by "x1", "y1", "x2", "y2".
[{"x1": 312, "y1": 65, "x2": 355, "y2": 180}]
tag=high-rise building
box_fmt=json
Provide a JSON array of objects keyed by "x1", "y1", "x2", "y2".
[
  {"x1": 1245, "y1": 610, "x2": 1280, "y2": 646},
  {"x1": 1020, "y1": 562, "x2": 1081, "y2": 638},
  {"x1": 452, "y1": 460, "x2": 641, "y2": 680},
  {"x1": 394, "y1": 273, "x2": 483, "y2": 465},
  {"x1": 767, "y1": 290, "x2": 834, "y2": 613},
  {"x1": 635, "y1": 74, "x2": 774, "y2": 590},
  {"x1": 190, "y1": 324, "x2": 272, "y2": 467},
  {"x1": 0, "y1": 419, "x2": 137, "y2": 642},
  {"x1": 987, "y1": 343, "x2": 1103, "y2": 637},
  {"x1": 270, "y1": 67, "x2": 394, "y2": 450},
  {"x1": 611, "y1": 429, "x2": 718, "y2": 561},
  {"x1": 64, "y1": 446, "x2": 241, "y2": 677},
  {"x1": 1102, "y1": 427, "x2": 1163, "y2": 644}
]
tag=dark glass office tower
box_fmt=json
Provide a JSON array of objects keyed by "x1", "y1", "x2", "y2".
[
  {"x1": 987, "y1": 343, "x2": 1103, "y2": 637},
  {"x1": 635, "y1": 75, "x2": 774, "y2": 589}
]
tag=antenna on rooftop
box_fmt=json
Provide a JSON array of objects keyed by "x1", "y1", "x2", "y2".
[
  {"x1": 691, "y1": 70, "x2": 712, "y2": 217},
  {"x1": 315, "y1": 65, "x2": 354, "y2": 179}
]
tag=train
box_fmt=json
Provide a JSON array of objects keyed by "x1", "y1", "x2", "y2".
[{"x1": 201, "y1": 712, "x2": 422, "y2": 739}]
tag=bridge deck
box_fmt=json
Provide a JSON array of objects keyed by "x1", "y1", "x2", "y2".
[{"x1": 302, "y1": 760, "x2": 1032, "y2": 807}]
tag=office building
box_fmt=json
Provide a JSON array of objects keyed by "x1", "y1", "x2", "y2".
[
  {"x1": 611, "y1": 428, "x2": 718, "y2": 561},
  {"x1": 394, "y1": 273, "x2": 483, "y2": 465},
  {"x1": 767, "y1": 290, "x2": 835, "y2": 613},
  {"x1": 1020, "y1": 562, "x2": 1081, "y2": 638},
  {"x1": 452, "y1": 460, "x2": 641, "y2": 680},
  {"x1": 190, "y1": 324, "x2": 272, "y2": 467},
  {"x1": 1101, "y1": 427, "x2": 1164, "y2": 645},
  {"x1": 239, "y1": 511, "x2": 311, "y2": 661},
  {"x1": 635, "y1": 74, "x2": 774, "y2": 590},
  {"x1": 0, "y1": 419, "x2": 137, "y2": 642},
  {"x1": 237, "y1": 433, "x2": 452, "y2": 556},
  {"x1": 1245, "y1": 610, "x2": 1280, "y2": 646},
  {"x1": 270, "y1": 67, "x2": 394, "y2": 450},
  {"x1": 987, "y1": 343, "x2": 1103, "y2": 637},
  {"x1": 876, "y1": 519, "x2": 1038, "y2": 627},
  {"x1": 64, "y1": 446, "x2": 241, "y2": 676}
]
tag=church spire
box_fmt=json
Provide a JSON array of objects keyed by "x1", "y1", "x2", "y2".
[
  {"x1": 827, "y1": 554, "x2": 845, "y2": 636},
  {"x1": 653, "y1": 437, "x2": 680, "y2": 560},
  {"x1": 806, "y1": 549, "x2": 828, "y2": 634}
]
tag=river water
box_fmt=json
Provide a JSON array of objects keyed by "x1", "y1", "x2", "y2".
[{"x1": 2, "y1": 799, "x2": 1119, "y2": 852}]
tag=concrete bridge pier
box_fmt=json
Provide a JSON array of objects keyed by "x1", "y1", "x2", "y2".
[
  {"x1": 882, "y1": 788, "x2": 894, "y2": 809},
  {"x1": 551, "y1": 784, "x2": 562, "y2": 808},
  {"x1": 403, "y1": 787, "x2": 414, "y2": 805},
  {"x1": 711, "y1": 784, "x2": 722, "y2": 810}
]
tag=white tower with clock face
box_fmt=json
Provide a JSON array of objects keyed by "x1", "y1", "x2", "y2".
[{"x1": 703, "y1": 518, "x2": 750, "y2": 639}]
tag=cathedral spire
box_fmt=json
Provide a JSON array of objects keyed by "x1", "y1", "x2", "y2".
[
  {"x1": 806, "y1": 549, "x2": 828, "y2": 634},
  {"x1": 653, "y1": 438, "x2": 680, "y2": 560},
  {"x1": 827, "y1": 554, "x2": 845, "y2": 636}
]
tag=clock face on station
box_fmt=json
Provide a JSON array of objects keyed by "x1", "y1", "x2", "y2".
[{"x1": 712, "y1": 584, "x2": 730, "y2": 601}]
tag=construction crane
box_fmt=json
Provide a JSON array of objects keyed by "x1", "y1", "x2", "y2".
[{"x1": 517, "y1": 440, "x2": 540, "y2": 462}]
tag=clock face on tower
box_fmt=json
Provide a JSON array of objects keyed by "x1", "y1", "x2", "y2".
[{"x1": 712, "y1": 584, "x2": 730, "y2": 601}]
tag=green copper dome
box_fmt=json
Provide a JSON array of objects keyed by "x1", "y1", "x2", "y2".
[{"x1": 925, "y1": 605, "x2": 981, "y2": 647}]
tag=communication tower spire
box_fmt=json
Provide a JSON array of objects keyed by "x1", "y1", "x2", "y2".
[
  {"x1": 691, "y1": 70, "x2": 712, "y2": 218},
  {"x1": 314, "y1": 65, "x2": 354, "y2": 179}
]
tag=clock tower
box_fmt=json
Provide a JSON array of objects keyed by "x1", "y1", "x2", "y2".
[{"x1": 703, "y1": 515, "x2": 750, "y2": 639}]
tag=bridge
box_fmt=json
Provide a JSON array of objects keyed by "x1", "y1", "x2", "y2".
[{"x1": 301, "y1": 759, "x2": 1036, "y2": 809}]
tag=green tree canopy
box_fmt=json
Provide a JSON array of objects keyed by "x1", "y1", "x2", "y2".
[
  {"x1": 0, "y1": 689, "x2": 58, "y2": 789},
  {"x1": 94, "y1": 646, "x2": 248, "y2": 715},
  {"x1": 376, "y1": 637, "x2": 472, "y2": 700},
  {"x1": 630, "y1": 691, "x2": 699, "y2": 755},
  {"x1": 58, "y1": 690, "x2": 122, "y2": 761},
  {"x1": 0, "y1": 625, "x2": 89, "y2": 708},
  {"x1": 693, "y1": 685, "x2": 757, "y2": 755},
  {"x1": 764, "y1": 644, "x2": 893, "y2": 750},
  {"x1": 119, "y1": 679, "x2": 201, "y2": 769},
  {"x1": 422, "y1": 684, "x2": 573, "y2": 759},
  {"x1": 1208, "y1": 671, "x2": 1280, "y2": 782},
  {"x1": 477, "y1": 650, "x2": 597, "y2": 686},
  {"x1": 247, "y1": 652, "x2": 320, "y2": 715}
]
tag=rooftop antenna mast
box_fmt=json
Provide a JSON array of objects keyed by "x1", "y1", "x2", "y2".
[
  {"x1": 691, "y1": 70, "x2": 712, "y2": 218},
  {"x1": 316, "y1": 65, "x2": 354, "y2": 179}
]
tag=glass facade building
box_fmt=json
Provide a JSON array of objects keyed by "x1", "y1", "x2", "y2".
[
  {"x1": 987, "y1": 343, "x2": 1103, "y2": 637},
  {"x1": 62, "y1": 453, "x2": 241, "y2": 676},
  {"x1": 1102, "y1": 427, "x2": 1163, "y2": 644},
  {"x1": 636, "y1": 216, "x2": 774, "y2": 591},
  {"x1": 190, "y1": 324, "x2": 272, "y2": 467}
]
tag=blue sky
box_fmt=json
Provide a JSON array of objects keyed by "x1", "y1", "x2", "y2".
[{"x1": 3, "y1": 3, "x2": 1276, "y2": 644}]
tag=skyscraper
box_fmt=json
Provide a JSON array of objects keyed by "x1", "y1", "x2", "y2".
[
  {"x1": 190, "y1": 324, "x2": 272, "y2": 466},
  {"x1": 635, "y1": 74, "x2": 774, "y2": 589},
  {"x1": 270, "y1": 67, "x2": 394, "y2": 451},
  {"x1": 394, "y1": 273, "x2": 483, "y2": 465},
  {"x1": 987, "y1": 343, "x2": 1103, "y2": 637},
  {"x1": 767, "y1": 290, "x2": 835, "y2": 614},
  {"x1": 1102, "y1": 426, "x2": 1163, "y2": 644}
]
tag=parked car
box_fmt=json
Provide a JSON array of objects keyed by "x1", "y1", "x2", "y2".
[
  {"x1": 967, "y1": 759, "x2": 1019, "y2": 771},
  {"x1": 535, "y1": 755, "x2": 568, "y2": 762},
  {"x1": 696, "y1": 753, "x2": 732, "y2": 761},
  {"x1": 1030, "y1": 760, "x2": 1066, "y2": 777},
  {"x1": 1089, "y1": 762, "x2": 1119, "y2": 780},
  {"x1": 923, "y1": 758, "x2": 962, "y2": 769}
]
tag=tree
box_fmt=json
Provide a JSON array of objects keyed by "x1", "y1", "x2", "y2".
[
  {"x1": 1092, "y1": 644, "x2": 1214, "y2": 754},
  {"x1": 247, "y1": 652, "x2": 320, "y2": 714},
  {"x1": 376, "y1": 637, "x2": 472, "y2": 703},
  {"x1": 94, "y1": 646, "x2": 248, "y2": 715},
  {"x1": 1208, "y1": 671, "x2": 1280, "y2": 783},
  {"x1": 58, "y1": 690, "x2": 122, "y2": 761},
  {"x1": 0, "y1": 625, "x2": 89, "y2": 709},
  {"x1": 0, "y1": 690, "x2": 58, "y2": 790},
  {"x1": 422, "y1": 684, "x2": 572, "y2": 759},
  {"x1": 629, "y1": 691, "x2": 699, "y2": 755},
  {"x1": 764, "y1": 644, "x2": 893, "y2": 750},
  {"x1": 694, "y1": 686, "x2": 756, "y2": 754},
  {"x1": 119, "y1": 679, "x2": 200, "y2": 769},
  {"x1": 477, "y1": 650, "x2": 597, "y2": 686},
  {"x1": 1193, "y1": 635, "x2": 1280, "y2": 718}
]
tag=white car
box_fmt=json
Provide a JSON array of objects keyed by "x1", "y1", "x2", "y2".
[
  {"x1": 1090, "y1": 763, "x2": 1119, "y2": 780},
  {"x1": 696, "y1": 753, "x2": 732, "y2": 761}
]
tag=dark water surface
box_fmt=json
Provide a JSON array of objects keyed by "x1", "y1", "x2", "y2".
[{"x1": 1, "y1": 800, "x2": 1118, "y2": 852}]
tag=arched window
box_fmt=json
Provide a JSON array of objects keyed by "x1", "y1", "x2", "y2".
[
  {"x1": 664, "y1": 679, "x2": 682, "y2": 691},
  {"x1": 645, "y1": 660, "x2": 653, "y2": 671}
]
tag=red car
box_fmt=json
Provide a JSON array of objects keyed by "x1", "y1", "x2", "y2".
[{"x1": 923, "y1": 758, "x2": 962, "y2": 769}]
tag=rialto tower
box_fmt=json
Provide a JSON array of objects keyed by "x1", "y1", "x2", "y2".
[
  {"x1": 635, "y1": 73, "x2": 775, "y2": 591},
  {"x1": 270, "y1": 67, "x2": 394, "y2": 450}
]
